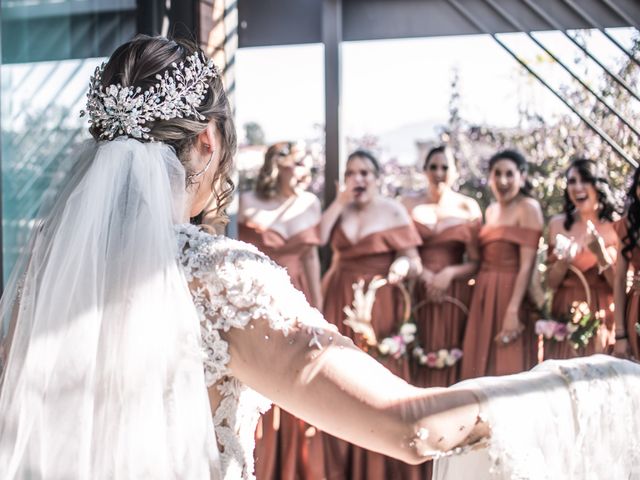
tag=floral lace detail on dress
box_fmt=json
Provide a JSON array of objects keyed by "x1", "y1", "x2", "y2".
[{"x1": 175, "y1": 223, "x2": 329, "y2": 480}]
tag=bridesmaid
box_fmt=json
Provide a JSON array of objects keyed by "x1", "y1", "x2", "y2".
[
  {"x1": 320, "y1": 150, "x2": 423, "y2": 480},
  {"x1": 239, "y1": 141, "x2": 325, "y2": 480},
  {"x1": 402, "y1": 146, "x2": 481, "y2": 388},
  {"x1": 614, "y1": 166, "x2": 640, "y2": 360},
  {"x1": 461, "y1": 149, "x2": 543, "y2": 379},
  {"x1": 546, "y1": 159, "x2": 618, "y2": 359}
]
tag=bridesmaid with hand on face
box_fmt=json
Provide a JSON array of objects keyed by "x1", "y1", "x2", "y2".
[
  {"x1": 239, "y1": 141, "x2": 325, "y2": 480},
  {"x1": 546, "y1": 159, "x2": 618, "y2": 359},
  {"x1": 320, "y1": 150, "x2": 423, "y2": 480},
  {"x1": 461, "y1": 149, "x2": 543, "y2": 379},
  {"x1": 402, "y1": 146, "x2": 481, "y2": 388}
]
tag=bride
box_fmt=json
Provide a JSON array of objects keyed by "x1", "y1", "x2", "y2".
[{"x1": 0, "y1": 36, "x2": 638, "y2": 480}]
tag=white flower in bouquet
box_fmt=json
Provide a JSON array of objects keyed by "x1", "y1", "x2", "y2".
[
  {"x1": 379, "y1": 337, "x2": 399, "y2": 356},
  {"x1": 378, "y1": 339, "x2": 392, "y2": 355},
  {"x1": 554, "y1": 233, "x2": 578, "y2": 261},
  {"x1": 444, "y1": 353, "x2": 457, "y2": 367},
  {"x1": 400, "y1": 323, "x2": 416, "y2": 343}
]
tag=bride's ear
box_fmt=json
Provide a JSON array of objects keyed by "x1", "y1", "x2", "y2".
[{"x1": 196, "y1": 122, "x2": 217, "y2": 154}]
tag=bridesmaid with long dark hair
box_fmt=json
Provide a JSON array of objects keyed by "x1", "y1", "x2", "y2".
[
  {"x1": 546, "y1": 159, "x2": 618, "y2": 359},
  {"x1": 320, "y1": 149, "x2": 423, "y2": 480},
  {"x1": 461, "y1": 149, "x2": 543, "y2": 379},
  {"x1": 402, "y1": 146, "x2": 481, "y2": 388},
  {"x1": 239, "y1": 141, "x2": 325, "y2": 480},
  {"x1": 614, "y1": 166, "x2": 640, "y2": 360}
]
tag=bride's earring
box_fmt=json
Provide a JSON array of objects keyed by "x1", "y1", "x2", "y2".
[{"x1": 187, "y1": 146, "x2": 215, "y2": 184}]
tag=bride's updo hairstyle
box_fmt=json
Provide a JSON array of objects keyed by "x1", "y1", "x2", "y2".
[{"x1": 93, "y1": 35, "x2": 237, "y2": 222}]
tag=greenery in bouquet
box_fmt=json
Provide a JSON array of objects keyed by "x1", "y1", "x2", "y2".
[{"x1": 535, "y1": 301, "x2": 601, "y2": 350}]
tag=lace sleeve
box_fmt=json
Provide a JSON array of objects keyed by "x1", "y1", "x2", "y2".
[
  {"x1": 176, "y1": 224, "x2": 331, "y2": 387},
  {"x1": 176, "y1": 225, "x2": 487, "y2": 475}
]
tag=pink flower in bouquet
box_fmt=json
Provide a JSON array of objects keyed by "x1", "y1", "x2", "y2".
[
  {"x1": 391, "y1": 335, "x2": 406, "y2": 359},
  {"x1": 553, "y1": 323, "x2": 568, "y2": 342},
  {"x1": 536, "y1": 320, "x2": 557, "y2": 339},
  {"x1": 426, "y1": 352, "x2": 438, "y2": 368}
]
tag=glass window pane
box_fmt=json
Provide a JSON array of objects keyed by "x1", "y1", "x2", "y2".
[{"x1": 1, "y1": 0, "x2": 136, "y2": 282}]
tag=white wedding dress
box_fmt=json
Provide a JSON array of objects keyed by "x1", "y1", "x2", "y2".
[
  {"x1": 1, "y1": 138, "x2": 639, "y2": 480},
  {"x1": 178, "y1": 221, "x2": 640, "y2": 480},
  {"x1": 175, "y1": 223, "x2": 330, "y2": 479},
  {"x1": 434, "y1": 355, "x2": 640, "y2": 480}
]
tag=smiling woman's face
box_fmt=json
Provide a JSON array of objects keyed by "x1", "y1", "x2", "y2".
[
  {"x1": 489, "y1": 158, "x2": 522, "y2": 203},
  {"x1": 566, "y1": 167, "x2": 598, "y2": 215}
]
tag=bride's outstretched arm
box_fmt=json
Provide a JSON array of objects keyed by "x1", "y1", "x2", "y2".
[
  {"x1": 225, "y1": 319, "x2": 486, "y2": 464},
  {"x1": 184, "y1": 232, "x2": 488, "y2": 463}
]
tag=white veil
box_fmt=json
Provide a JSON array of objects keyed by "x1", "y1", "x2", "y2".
[{"x1": 0, "y1": 138, "x2": 220, "y2": 479}]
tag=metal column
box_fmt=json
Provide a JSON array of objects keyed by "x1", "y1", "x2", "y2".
[{"x1": 323, "y1": 0, "x2": 342, "y2": 207}]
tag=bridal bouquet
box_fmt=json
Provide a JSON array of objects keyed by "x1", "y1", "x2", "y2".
[
  {"x1": 535, "y1": 301, "x2": 600, "y2": 350},
  {"x1": 412, "y1": 346, "x2": 463, "y2": 369},
  {"x1": 343, "y1": 277, "x2": 464, "y2": 366},
  {"x1": 343, "y1": 276, "x2": 417, "y2": 359}
]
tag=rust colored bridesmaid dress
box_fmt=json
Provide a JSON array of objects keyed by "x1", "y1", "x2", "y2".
[
  {"x1": 460, "y1": 225, "x2": 541, "y2": 379},
  {"x1": 411, "y1": 221, "x2": 478, "y2": 388},
  {"x1": 613, "y1": 218, "x2": 640, "y2": 360},
  {"x1": 321, "y1": 223, "x2": 422, "y2": 480},
  {"x1": 545, "y1": 239, "x2": 616, "y2": 360},
  {"x1": 239, "y1": 222, "x2": 327, "y2": 480}
]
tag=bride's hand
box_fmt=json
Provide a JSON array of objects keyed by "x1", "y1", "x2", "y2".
[{"x1": 495, "y1": 308, "x2": 524, "y2": 346}]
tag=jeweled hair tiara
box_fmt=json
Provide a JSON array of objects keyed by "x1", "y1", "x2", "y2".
[{"x1": 81, "y1": 51, "x2": 219, "y2": 141}]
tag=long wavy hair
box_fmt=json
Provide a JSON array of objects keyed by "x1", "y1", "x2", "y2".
[
  {"x1": 562, "y1": 158, "x2": 617, "y2": 231},
  {"x1": 622, "y1": 166, "x2": 640, "y2": 260},
  {"x1": 254, "y1": 141, "x2": 295, "y2": 199},
  {"x1": 95, "y1": 35, "x2": 237, "y2": 225}
]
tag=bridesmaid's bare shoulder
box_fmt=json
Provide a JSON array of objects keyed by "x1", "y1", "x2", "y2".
[
  {"x1": 375, "y1": 196, "x2": 412, "y2": 228},
  {"x1": 294, "y1": 191, "x2": 322, "y2": 222},
  {"x1": 452, "y1": 191, "x2": 482, "y2": 221},
  {"x1": 517, "y1": 197, "x2": 543, "y2": 229}
]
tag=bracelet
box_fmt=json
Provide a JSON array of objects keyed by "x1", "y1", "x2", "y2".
[{"x1": 615, "y1": 333, "x2": 628, "y2": 341}]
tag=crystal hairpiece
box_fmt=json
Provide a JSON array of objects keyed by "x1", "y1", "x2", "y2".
[{"x1": 81, "y1": 51, "x2": 219, "y2": 141}]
